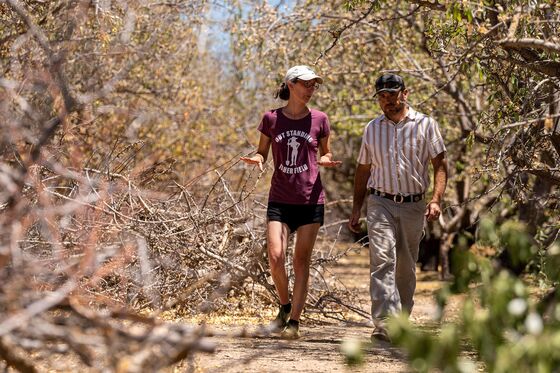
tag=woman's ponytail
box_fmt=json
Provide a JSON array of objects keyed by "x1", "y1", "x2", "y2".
[{"x1": 274, "y1": 82, "x2": 290, "y2": 100}]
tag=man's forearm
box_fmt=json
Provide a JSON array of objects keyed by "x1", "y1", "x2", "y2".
[
  {"x1": 431, "y1": 156, "x2": 448, "y2": 203},
  {"x1": 352, "y1": 165, "x2": 371, "y2": 212}
]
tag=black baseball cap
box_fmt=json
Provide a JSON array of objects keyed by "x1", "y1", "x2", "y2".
[{"x1": 374, "y1": 74, "x2": 405, "y2": 96}]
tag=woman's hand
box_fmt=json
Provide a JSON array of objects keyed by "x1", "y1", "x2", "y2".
[
  {"x1": 318, "y1": 155, "x2": 342, "y2": 167},
  {"x1": 240, "y1": 154, "x2": 264, "y2": 171}
]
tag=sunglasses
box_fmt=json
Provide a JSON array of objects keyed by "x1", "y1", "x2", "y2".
[{"x1": 294, "y1": 79, "x2": 320, "y2": 89}]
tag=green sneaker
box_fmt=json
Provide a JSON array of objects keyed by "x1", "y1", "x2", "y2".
[
  {"x1": 281, "y1": 320, "x2": 300, "y2": 339},
  {"x1": 272, "y1": 304, "x2": 291, "y2": 331}
]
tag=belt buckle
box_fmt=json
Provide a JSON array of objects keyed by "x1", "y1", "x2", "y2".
[{"x1": 393, "y1": 194, "x2": 404, "y2": 203}]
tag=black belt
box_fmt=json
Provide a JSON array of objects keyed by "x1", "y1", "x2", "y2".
[{"x1": 369, "y1": 188, "x2": 424, "y2": 203}]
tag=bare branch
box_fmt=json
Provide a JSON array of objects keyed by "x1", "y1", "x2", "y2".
[
  {"x1": 315, "y1": 1, "x2": 377, "y2": 63},
  {"x1": 0, "y1": 338, "x2": 38, "y2": 373},
  {"x1": 0, "y1": 280, "x2": 77, "y2": 337},
  {"x1": 499, "y1": 38, "x2": 560, "y2": 55},
  {"x1": 6, "y1": 0, "x2": 77, "y2": 112},
  {"x1": 406, "y1": 0, "x2": 446, "y2": 11}
]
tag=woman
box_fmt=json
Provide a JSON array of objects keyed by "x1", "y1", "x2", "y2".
[{"x1": 241, "y1": 65, "x2": 341, "y2": 338}]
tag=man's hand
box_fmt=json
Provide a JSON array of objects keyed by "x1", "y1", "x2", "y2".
[
  {"x1": 240, "y1": 154, "x2": 264, "y2": 171},
  {"x1": 348, "y1": 210, "x2": 362, "y2": 233},
  {"x1": 425, "y1": 201, "x2": 441, "y2": 222},
  {"x1": 349, "y1": 163, "x2": 371, "y2": 233},
  {"x1": 318, "y1": 155, "x2": 342, "y2": 167}
]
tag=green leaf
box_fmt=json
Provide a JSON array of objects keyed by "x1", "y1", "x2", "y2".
[{"x1": 466, "y1": 130, "x2": 475, "y2": 151}]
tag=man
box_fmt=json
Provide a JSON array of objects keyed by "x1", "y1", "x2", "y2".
[{"x1": 348, "y1": 73, "x2": 448, "y2": 342}]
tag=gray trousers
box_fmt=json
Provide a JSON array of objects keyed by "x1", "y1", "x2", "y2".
[{"x1": 366, "y1": 195, "x2": 425, "y2": 325}]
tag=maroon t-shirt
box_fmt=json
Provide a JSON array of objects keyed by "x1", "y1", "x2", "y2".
[{"x1": 258, "y1": 108, "x2": 331, "y2": 204}]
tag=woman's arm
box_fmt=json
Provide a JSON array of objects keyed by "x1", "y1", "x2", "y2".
[
  {"x1": 240, "y1": 133, "x2": 272, "y2": 171},
  {"x1": 318, "y1": 135, "x2": 342, "y2": 167}
]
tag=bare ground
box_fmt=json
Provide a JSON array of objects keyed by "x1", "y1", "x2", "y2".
[{"x1": 182, "y1": 246, "x2": 465, "y2": 373}]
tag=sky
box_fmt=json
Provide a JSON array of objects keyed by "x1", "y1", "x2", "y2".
[{"x1": 198, "y1": 0, "x2": 296, "y2": 56}]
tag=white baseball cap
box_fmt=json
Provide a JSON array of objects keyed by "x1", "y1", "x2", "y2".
[{"x1": 284, "y1": 65, "x2": 323, "y2": 84}]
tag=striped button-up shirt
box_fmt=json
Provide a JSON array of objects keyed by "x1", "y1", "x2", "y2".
[{"x1": 357, "y1": 107, "x2": 446, "y2": 195}]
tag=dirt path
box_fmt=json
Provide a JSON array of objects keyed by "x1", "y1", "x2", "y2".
[{"x1": 186, "y1": 247, "x2": 451, "y2": 373}]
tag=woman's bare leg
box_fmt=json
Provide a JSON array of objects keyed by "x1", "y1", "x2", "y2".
[
  {"x1": 290, "y1": 223, "x2": 320, "y2": 321},
  {"x1": 267, "y1": 221, "x2": 291, "y2": 304}
]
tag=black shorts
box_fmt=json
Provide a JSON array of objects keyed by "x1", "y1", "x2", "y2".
[{"x1": 266, "y1": 202, "x2": 324, "y2": 233}]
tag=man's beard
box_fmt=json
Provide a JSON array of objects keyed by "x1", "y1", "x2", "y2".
[{"x1": 386, "y1": 102, "x2": 405, "y2": 115}]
